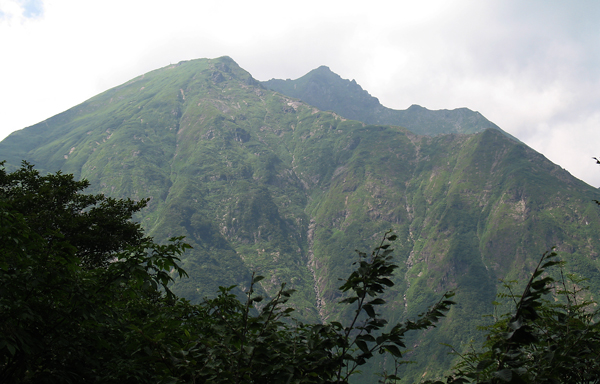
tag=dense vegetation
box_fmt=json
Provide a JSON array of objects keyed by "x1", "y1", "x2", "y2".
[
  {"x1": 0, "y1": 162, "x2": 188, "y2": 382},
  {"x1": 431, "y1": 250, "x2": 600, "y2": 384},
  {"x1": 0, "y1": 163, "x2": 455, "y2": 383},
  {"x1": 2, "y1": 163, "x2": 599, "y2": 383},
  {"x1": 2, "y1": 56, "x2": 600, "y2": 381}
]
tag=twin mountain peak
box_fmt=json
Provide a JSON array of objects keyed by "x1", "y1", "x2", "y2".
[{"x1": 2, "y1": 56, "x2": 599, "y2": 382}]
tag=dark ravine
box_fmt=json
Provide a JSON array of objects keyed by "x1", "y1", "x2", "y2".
[{"x1": 2, "y1": 56, "x2": 600, "y2": 382}]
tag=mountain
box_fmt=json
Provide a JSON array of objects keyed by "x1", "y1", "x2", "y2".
[
  {"x1": 262, "y1": 65, "x2": 516, "y2": 139},
  {"x1": 2, "y1": 56, "x2": 600, "y2": 382}
]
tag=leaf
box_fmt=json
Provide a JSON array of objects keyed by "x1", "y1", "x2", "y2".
[
  {"x1": 330, "y1": 321, "x2": 343, "y2": 329},
  {"x1": 363, "y1": 304, "x2": 376, "y2": 318},
  {"x1": 476, "y1": 359, "x2": 494, "y2": 372},
  {"x1": 508, "y1": 316, "x2": 523, "y2": 330},
  {"x1": 541, "y1": 260, "x2": 561, "y2": 269},
  {"x1": 383, "y1": 344, "x2": 402, "y2": 357},
  {"x1": 355, "y1": 339, "x2": 369, "y2": 354},
  {"x1": 6, "y1": 343, "x2": 16, "y2": 356},
  {"x1": 368, "y1": 298, "x2": 386, "y2": 306},
  {"x1": 252, "y1": 275, "x2": 265, "y2": 284},
  {"x1": 493, "y1": 369, "x2": 513, "y2": 382},
  {"x1": 358, "y1": 334, "x2": 376, "y2": 343},
  {"x1": 340, "y1": 297, "x2": 359, "y2": 304}
]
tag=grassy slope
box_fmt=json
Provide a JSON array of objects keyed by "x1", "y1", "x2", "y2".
[
  {"x1": 262, "y1": 66, "x2": 511, "y2": 138},
  {"x1": 2, "y1": 57, "x2": 600, "y2": 382}
]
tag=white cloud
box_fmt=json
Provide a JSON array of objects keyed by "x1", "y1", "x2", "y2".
[
  {"x1": 1, "y1": 0, "x2": 600, "y2": 186},
  {"x1": 0, "y1": 0, "x2": 43, "y2": 21}
]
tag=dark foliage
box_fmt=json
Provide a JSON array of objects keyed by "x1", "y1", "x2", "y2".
[
  {"x1": 427, "y1": 250, "x2": 600, "y2": 384},
  {"x1": 0, "y1": 162, "x2": 189, "y2": 382},
  {"x1": 0, "y1": 163, "x2": 454, "y2": 383}
]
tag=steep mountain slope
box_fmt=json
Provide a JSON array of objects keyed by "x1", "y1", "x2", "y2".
[
  {"x1": 2, "y1": 56, "x2": 600, "y2": 382},
  {"x1": 262, "y1": 65, "x2": 514, "y2": 138}
]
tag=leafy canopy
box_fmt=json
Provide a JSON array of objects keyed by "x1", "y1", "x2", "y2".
[
  {"x1": 0, "y1": 161, "x2": 189, "y2": 382},
  {"x1": 0, "y1": 162, "x2": 454, "y2": 383},
  {"x1": 427, "y1": 250, "x2": 600, "y2": 384}
]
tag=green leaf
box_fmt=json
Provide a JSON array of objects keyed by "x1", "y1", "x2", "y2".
[
  {"x1": 493, "y1": 369, "x2": 513, "y2": 382},
  {"x1": 6, "y1": 343, "x2": 16, "y2": 356},
  {"x1": 355, "y1": 340, "x2": 369, "y2": 353},
  {"x1": 252, "y1": 275, "x2": 265, "y2": 284},
  {"x1": 368, "y1": 298, "x2": 386, "y2": 305},
  {"x1": 508, "y1": 317, "x2": 523, "y2": 330},
  {"x1": 476, "y1": 359, "x2": 494, "y2": 372},
  {"x1": 363, "y1": 304, "x2": 376, "y2": 318},
  {"x1": 383, "y1": 344, "x2": 402, "y2": 357}
]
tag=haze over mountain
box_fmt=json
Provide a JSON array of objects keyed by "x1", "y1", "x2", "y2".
[
  {"x1": 263, "y1": 65, "x2": 510, "y2": 138},
  {"x1": 1, "y1": 56, "x2": 599, "y2": 382}
]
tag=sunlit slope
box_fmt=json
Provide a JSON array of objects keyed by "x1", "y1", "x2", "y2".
[{"x1": 2, "y1": 56, "x2": 600, "y2": 382}]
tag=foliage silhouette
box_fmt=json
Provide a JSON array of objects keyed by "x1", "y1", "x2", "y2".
[
  {"x1": 0, "y1": 162, "x2": 454, "y2": 383},
  {"x1": 426, "y1": 250, "x2": 600, "y2": 384}
]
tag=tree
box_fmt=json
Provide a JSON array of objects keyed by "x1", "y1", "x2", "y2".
[
  {"x1": 0, "y1": 161, "x2": 149, "y2": 269},
  {"x1": 164, "y1": 234, "x2": 455, "y2": 384},
  {"x1": 0, "y1": 162, "x2": 190, "y2": 382},
  {"x1": 0, "y1": 162, "x2": 454, "y2": 383},
  {"x1": 421, "y1": 160, "x2": 600, "y2": 384},
  {"x1": 431, "y1": 250, "x2": 600, "y2": 384}
]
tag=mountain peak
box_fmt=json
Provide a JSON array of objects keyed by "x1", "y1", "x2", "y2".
[
  {"x1": 263, "y1": 68, "x2": 507, "y2": 137},
  {"x1": 262, "y1": 65, "x2": 381, "y2": 120},
  {"x1": 1, "y1": 55, "x2": 600, "y2": 383},
  {"x1": 314, "y1": 65, "x2": 332, "y2": 72}
]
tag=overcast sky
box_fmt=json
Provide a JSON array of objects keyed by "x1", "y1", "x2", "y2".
[{"x1": 1, "y1": 0, "x2": 600, "y2": 186}]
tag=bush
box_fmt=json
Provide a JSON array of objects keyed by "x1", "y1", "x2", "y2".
[
  {"x1": 432, "y1": 250, "x2": 600, "y2": 384},
  {"x1": 0, "y1": 162, "x2": 454, "y2": 383}
]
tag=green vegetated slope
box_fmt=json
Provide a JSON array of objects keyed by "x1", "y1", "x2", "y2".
[
  {"x1": 262, "y1": 65, "x2": 517, "y2": 139},
  {"x1": 2, "y1": 56, "x2": 600, "y2": 382}
]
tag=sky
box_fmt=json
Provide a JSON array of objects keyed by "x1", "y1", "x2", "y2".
[{"x1": 1, "y1": 0, "x2": 600, "y2": 186}]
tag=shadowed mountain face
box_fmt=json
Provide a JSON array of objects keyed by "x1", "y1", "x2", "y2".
[
  {"x1": 262, "y1": 65, "x2": 510, "y2": 137},
  {"x1": 2, "y1": 56, "x2": 600, "y2": 382}
]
